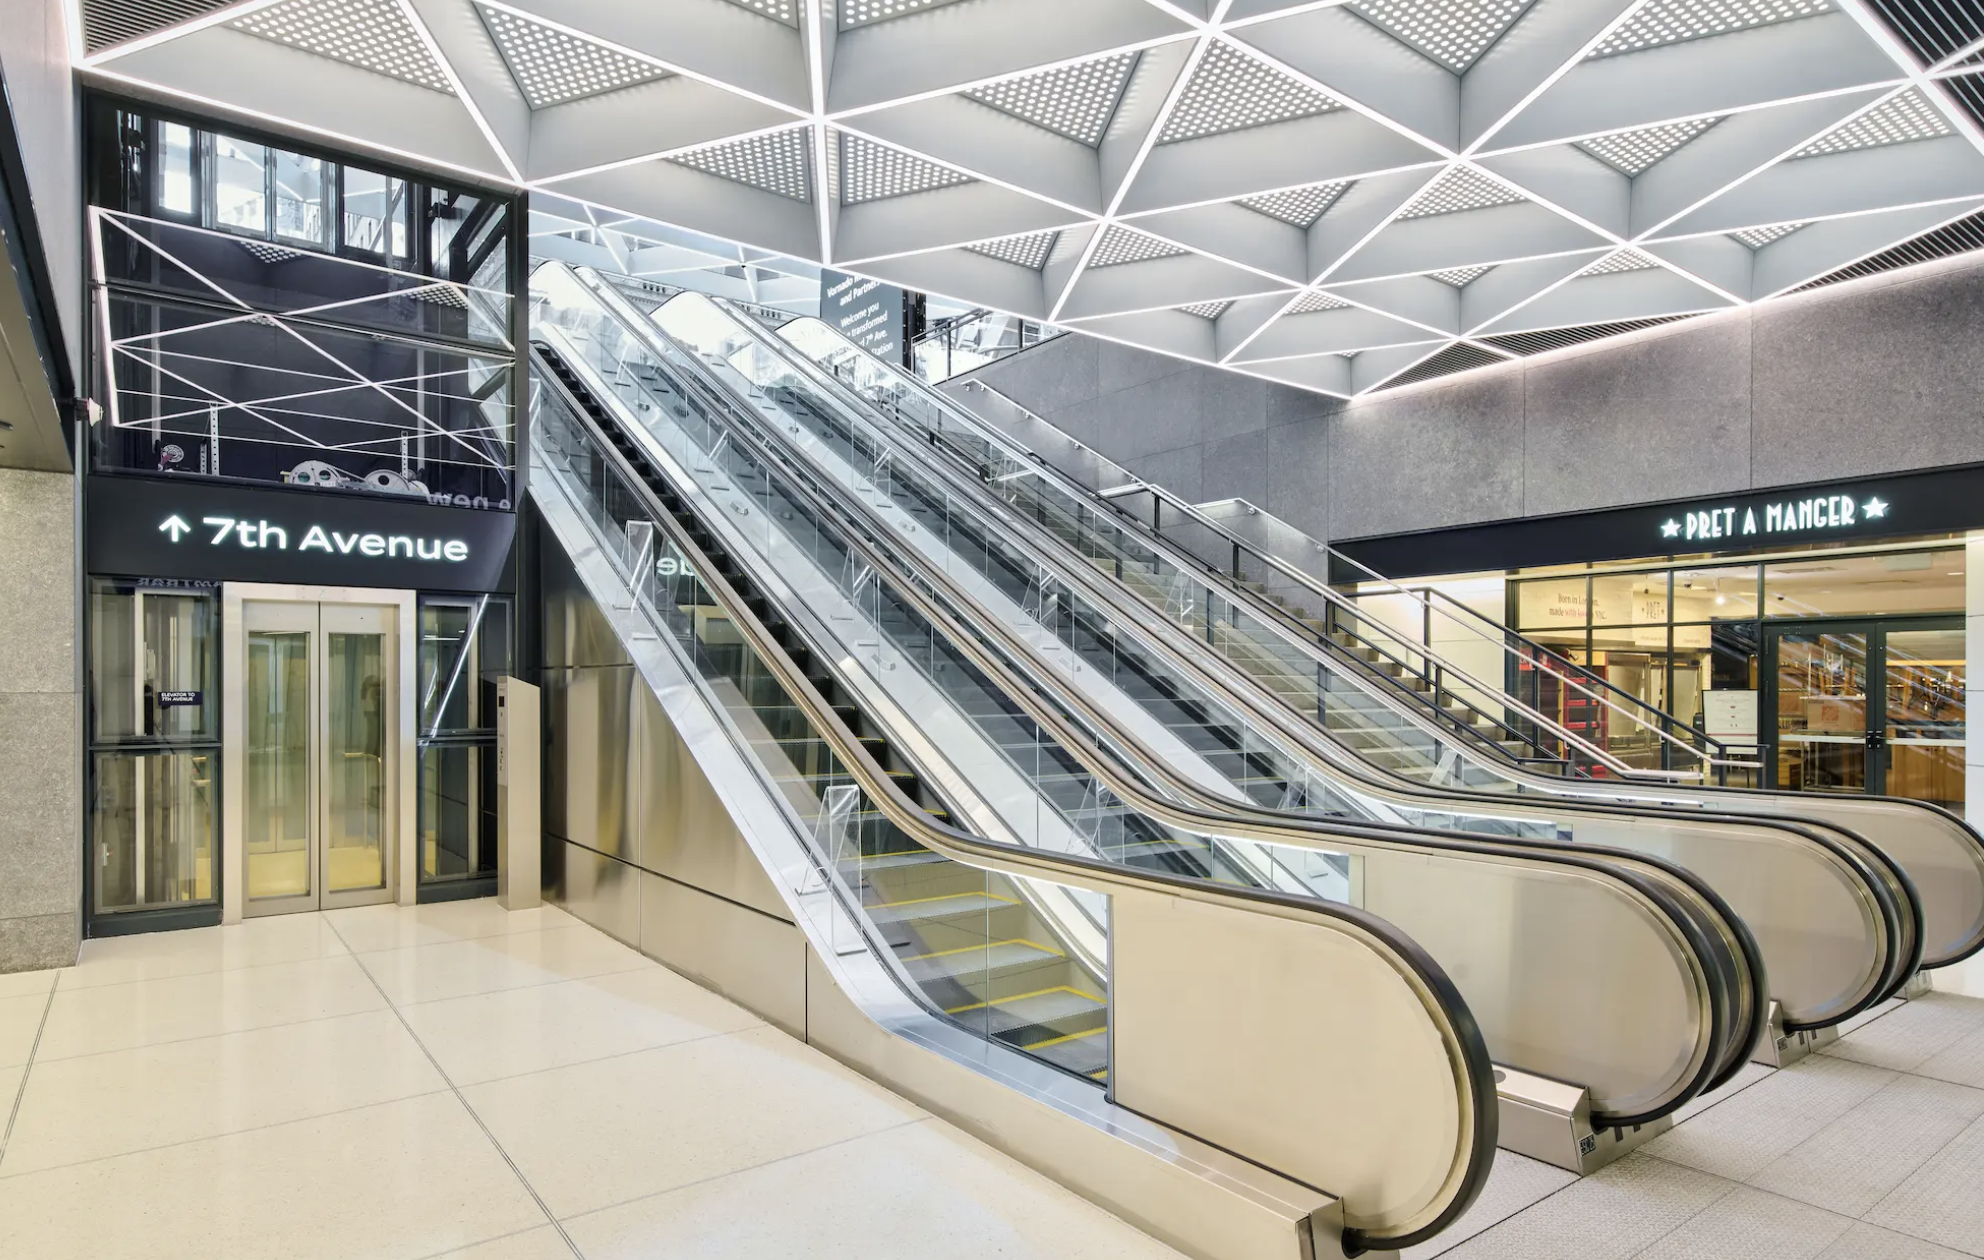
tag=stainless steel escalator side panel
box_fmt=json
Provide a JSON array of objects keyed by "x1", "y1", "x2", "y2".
[
  {"x1": 536, "y1": 289, "x2": 1743, "y2": 1132},
  {"x1": 525, "y1": 331, "x2": 1498, "y2": 1252}
]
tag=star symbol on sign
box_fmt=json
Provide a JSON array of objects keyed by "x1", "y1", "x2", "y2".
[
  {"x1": 1863, "y1": 497, "x2": 1888, "y2": 519},
  {"x1": 1660, "y1": 519, "x2": 1681, "y2": 538}
]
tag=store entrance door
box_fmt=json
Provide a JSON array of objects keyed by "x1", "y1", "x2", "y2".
[
  {"x1": 1766, "y1": 619, "x2": 1966, "y2": 809},
  {"x1": 224, "y1": 586, "x2": 415, "y2": 919}
]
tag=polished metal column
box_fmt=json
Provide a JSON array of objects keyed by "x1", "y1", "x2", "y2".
[{"x1": 497, "y1": 675, "x2": 540, "y2": 909}]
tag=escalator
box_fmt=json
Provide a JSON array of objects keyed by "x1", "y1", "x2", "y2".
[
  {"x1": 530, "y1": 344, "x2": 1498, "y2": 1258},
  {"x1": 530, "y1": 263, "x2": 1769, "y2": 1176},
  {"x1": 784, "y1": 326, "x2": 1984, "y2": 985},
  {"x1": 607, "y1": 280, "x2": 1918, "y2": 1060}
]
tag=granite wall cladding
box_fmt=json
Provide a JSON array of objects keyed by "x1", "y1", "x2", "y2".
[
  {"x1": 0, "y1": 467, "x2": 77, "y2": 971},
  {"x1": 959, "y1": 252, "x2": 1984, "y2": 546}
]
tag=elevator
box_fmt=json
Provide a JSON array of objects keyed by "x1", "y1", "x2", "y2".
[{"x1": 221, "y1": 584, "x2": 418, "y2": 921}]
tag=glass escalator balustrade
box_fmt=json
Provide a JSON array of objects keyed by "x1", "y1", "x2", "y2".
[{"x1": 531, "y1": 344, "x2": 1116, "y2": 1083}]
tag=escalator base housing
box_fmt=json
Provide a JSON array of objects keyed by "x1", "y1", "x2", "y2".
[{"x1": 1497, "y1": 1066, "x2": 1672, "y2": 1175}]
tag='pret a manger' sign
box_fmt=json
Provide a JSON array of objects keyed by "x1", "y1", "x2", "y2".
[{"x1": 1660, "y1": 493, "x2": 1890, "y2": 546}]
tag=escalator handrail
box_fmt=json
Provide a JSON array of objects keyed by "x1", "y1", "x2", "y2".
[
  {"x1": 530, "y1": 336, "x2": 1498, "y2": 1252},
  {"x1": 639, "y1": 283, "x2": 1917, "y2": 1036},
  {"x1": 930, "y1": 371, "x2": 1745, "y2": 777},
  {"x1": 564, "y1": 288, "x2": 1764, "y2": 1123}
]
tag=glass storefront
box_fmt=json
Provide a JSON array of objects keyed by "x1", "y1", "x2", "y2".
[{"x1": 1406, "y1": 537, "x2": 1968, "y2": 805}]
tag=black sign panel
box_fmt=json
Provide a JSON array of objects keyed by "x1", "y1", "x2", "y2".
[
  {"x1": 86, "y1": 474, "x2": 516, "y2": 593},
  {"x1": 821, "y1": 269, "x2": 908, "y2": 365},
  {"x1": 1334, "y1": 463, "x2": 1984, "y2": 581}
]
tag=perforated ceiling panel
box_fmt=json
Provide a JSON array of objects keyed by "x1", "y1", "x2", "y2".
[
  {"x1": 1590, "y1": 0, "x2": 1833, "y2": 59},
  {"x1": 477, "y1": 5, "x2": 668, "y2": 107},
  {"x1": 1579, "y1": 249, "x2": 1664, "y2": 275},
  {"x1": 721, "y1": 0, "x2": 798, "y2": 26},
  {"x1": 1794, "y1": 89, "x2": 1952, "y2": 155},
  {"x1": 1732, "y1": 221, "x2": 1807, "y2": 247},
  {"x1": 1089, "y1": 225, "x2": 1188, "y2": 267},
  {"x1": 233, "y1": 0, "x2": 454, "y2": 92},
  {"x1": 1239, "y1": 181, "x2": 1352, "y2": 228},
  {"x1": 1159, "y1": 41, "x2": 1340, "y2": 143},
  {"x1": 1289, "y1": 290, "x2": 1351, "y2": 313},
  {"x1": 669, "y1": 129, "x2": 813, "y2": 200},
  {"x1": 1345, "y1": 0, "x2": 1533, "y2": 72},
  {"x1": 837, "y1": 0, "x2": 970, "y2": 31},
  {"x1": 1397, "y1": 167, "x2": 1525, "y2": 218},
  {"x1": 89, "y1": 0, "x2": 1984, "y2": 398},
  {"x1": 966, "y1": 54, "x2": 1137, "y2": 145},
  {"x1": 839, "y1": 132, "x2": 973, "y2": 204},
  {"x1": 966, "y1": 231, "x2": 1059, "y2": 269},
  {"x1": 1430, "y1": 265, "x2": 1491, "y2": 286},
  {"x1": 1577, "y1": 117, "x2": 1722, "y2": 175}
]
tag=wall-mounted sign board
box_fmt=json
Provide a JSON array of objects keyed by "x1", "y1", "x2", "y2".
[{"x1": 85, "y1": 475, "x2": 516, "y2": 593}]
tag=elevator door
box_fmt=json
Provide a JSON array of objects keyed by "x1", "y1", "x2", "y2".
[{"x1": 242, "y1": 600, "x2": 398, "y2": 914}]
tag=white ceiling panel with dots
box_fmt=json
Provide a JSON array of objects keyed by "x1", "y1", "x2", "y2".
[{"x1": 77, "y1": 0, "x2": 1984, "y2": 394}]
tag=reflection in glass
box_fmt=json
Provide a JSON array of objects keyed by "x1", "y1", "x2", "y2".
[
  {"x1": 1885, "y1": 628, "x2": 1965, "y2": 810},
  {"x1": 421, "y1": 743, "x2": 495, "y2": 880},
  {"x1": 272, "y1": 149, "x2": 326, "y2": 244},
  {"x1": 342, "y1": 166, "x2": 407, "y2": 256},
  {"x1": 246, "y1": 630, "x2": 312, "y2": 900},
  {"x1": 211, "y1": 136, "x2": 267, "y2": 234},
  {"x1": 159, "y1": 123, "x2": 195, "y2": 216},
  {"x1": 88, "y1": 582, "x2": 218, "y2": 742},
  {"x1": 1766, "y1": 550, "x2": 1965, "y2": 618},
  {"x1": 92, "y1": 751, "x2": 215, "y2": 913},
  {"x1": 326, "y1": 632, "x2": 388, "y2": 893},
  {"x1": 1776, "y1": 633, "x2": 1868, "y2": 794}
]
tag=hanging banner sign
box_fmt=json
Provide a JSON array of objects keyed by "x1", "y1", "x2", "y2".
[{"x1": 85, "y1": 475, "x2": 516, "y2": 592}]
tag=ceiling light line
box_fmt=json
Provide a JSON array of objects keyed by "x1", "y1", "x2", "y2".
[
  {"x1": 473, "y1": 0, "x2": 805, "y2": 117},
  {"x1": 1132, "y1": 0, "x2": 1213, "y2": 30},
  {"x1": 1109, "y1": 158, "x2": 1447, "y2": 219},
  {"x1": 827, "y1": 120, "x2": 1092, "y2": 219},
  {"x1": 83, "y1": 0, "x2": 285, "y2": 64},
  {"x1": 1751, "y1": 197, "x2": 1984, "y2": 299},
  {"x1": 1834, "y1": 0, "x2": 1984, "y2": 154},
  {"x1": 828, "y1": 223, "x2": 1089, "y2": 269},
  {"x1": 1460, "y1": 0, "x2": 1663, "y2": 157},
  {"x1": 1461, "y1": 79, "x2": 1900, "y2": 159},
  {"x1": 1630, "y1": 82, "x2": 1922, "y2": 242},
  {"x1": 1213, "y1": 32, "x2": 1456, "y2": 158},
  {"x1": 81, "y1": 64, "x2": 513, "y2": 183},
  {"x1": 1057, "y1": 290, "x2": 1299, "y2": 322},
  {"x1": 531, "y1": 120, "x2": 812, "y2": 186},
  {"x1": 1229, "y1": 338, "x2": 1444, "y2": 369},
  {"x1": 1641, "y1": 190, "x2": 1984, "y2": 247},
  {"x1": 1050, "y1": 23, "x2": 1222, "y2": 322},
  {"x1": 802, "y1": 0, "x2": 831, "y2": 264},
  {"x1": 1213, "y1": 165, "x2": 1449, "y2": 366},
  {"x1": 398, "y1": 0, "x2": 521, "y2": 182},
  {"x1": 821, "y1": 34, "x2": 1196, "y2": 122},
  {"x1": 1931, "y1": 31, "x2": 1984, "y2": 72},
  {"x1": 1352, "y1": 338, "x2": 1520, "y2": 396}
]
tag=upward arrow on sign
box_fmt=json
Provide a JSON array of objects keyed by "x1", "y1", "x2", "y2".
[{"x1": 159, "y1": 514, "x2": 192, "y2": 542}]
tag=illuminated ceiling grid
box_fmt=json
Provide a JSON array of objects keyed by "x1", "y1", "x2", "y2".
[{"x1": 79, "y1": 0, "x2": 1984, "y2": 397}]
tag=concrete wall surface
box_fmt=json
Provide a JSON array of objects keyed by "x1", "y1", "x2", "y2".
[
  {"x1": 0, "y1": 466, "x2": 78, "y2": 971},
  {"x1": 960, "y1": 251, "x2": 1984, "y2": 546}
]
